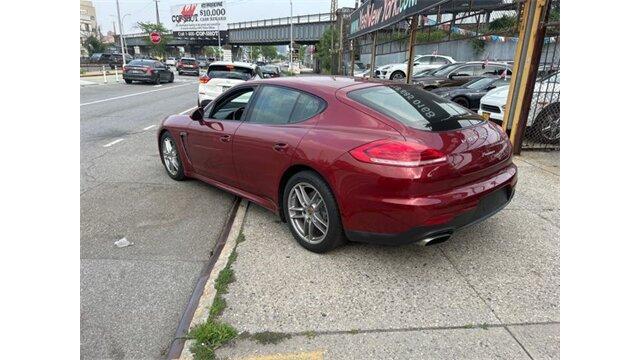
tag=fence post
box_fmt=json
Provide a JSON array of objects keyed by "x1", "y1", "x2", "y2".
[
  {"x1": 102, "y1": 65, "x2": 107, "y2": 83},
  {"x1": 502, "y1": 0, "x2": 549, "y2": 154},
  {"x1": 370, "y1": 31, "x2": 378, "y2": 77},
  {"x1": 405, "y1": 15, "x2": 418, "y2": 84}
]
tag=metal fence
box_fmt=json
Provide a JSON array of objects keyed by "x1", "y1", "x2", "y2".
[{"x1": 344, "y1": 0, "x2": 560, "y2": 151}]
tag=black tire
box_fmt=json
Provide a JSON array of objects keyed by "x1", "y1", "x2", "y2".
[
  {"x1": 159, "y1": 132, "x2": 186, "y2": 181},
  {"x1": 452, "y1": 96, "x2": 470, "y2": 108},
  {"x1": 283, "y1": 171, "x2": 344, "y2": 253},
  {"x1": 168, "y1": 73, "x2": 174, "y2": 83},
  {"x1": 178, "y1": 70, "x2": 183, "y2": 75},
  {"x1": 531, "y1": 103, "x2": 560, "y2": 144},
  {"x1": 154, "y1": 76, "x2": 161, "y2": 85},
  {"x1": 124, "y1": 79, "x2": 132, "y2": 84},
  {"x1": 390, "y1": 71, "x2": 405, "y2": 81}
]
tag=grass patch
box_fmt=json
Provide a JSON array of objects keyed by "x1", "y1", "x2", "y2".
[
  {"x1": 348, "y1": 329, "x2": 359, "y2": 335},
  {"x1": 188, "y1": 232, "x2": 244, "y2": 359},
  {"x1": 252, "y1": 331, "x2": 292, "y2": 345},
  {"x1": 190, "y1": 321, "x2": 238, "y2": 359},
  {"x1": 303, "y1": 331, "x2": 317, "y2": 339},
  {"x1": 480, "y1": 323, "x2": 490, "y2": 330}
]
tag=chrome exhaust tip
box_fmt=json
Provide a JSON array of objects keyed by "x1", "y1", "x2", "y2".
[{"x1": 417, "y1": 232, "x2": 452, "y2": 246}]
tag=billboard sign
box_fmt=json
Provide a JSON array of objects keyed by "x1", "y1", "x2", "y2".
[
  {"x1": 171, "y1": 2, "x2": 228, "y2": 31},
  {"x1": 348, "y1": 0, "x2": 504, "y2": 38}
]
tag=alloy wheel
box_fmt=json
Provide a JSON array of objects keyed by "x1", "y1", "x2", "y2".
[
  {"x1": 540, "y1": 113, "x2": 560, "y2": 141},
  {"x1": 162, "y1": 137, "x2": 180, "y2": 176},
  {"x1": 288, "y1": 182, "x2": 329, "y2": 244}
]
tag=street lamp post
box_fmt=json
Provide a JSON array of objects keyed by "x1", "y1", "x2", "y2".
[
  {"x1": 121, "y1": 14, "x2": 131, "y2": 55},
  {"x1": 289, "y1": 0, "x2": 293, "y2": 72},
  {"x1": 115, "y1": 0, "x2": 127, "y2": 70}
]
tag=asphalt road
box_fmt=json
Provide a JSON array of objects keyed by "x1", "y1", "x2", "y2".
[{"x1": 80, "y1": 73, "x2": 235, "y2": 359}]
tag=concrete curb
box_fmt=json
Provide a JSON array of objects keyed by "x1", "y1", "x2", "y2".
[{"x1": 178, "y1": 199, "x2": 249, "y2": 359}]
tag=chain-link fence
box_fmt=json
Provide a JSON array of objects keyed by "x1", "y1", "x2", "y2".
[{"x1": 344, "y1": 0, "x2": 560, "y2": 151}]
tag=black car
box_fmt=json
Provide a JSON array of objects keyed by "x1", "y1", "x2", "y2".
[
  {"x1": 260, "y1": 65, "x2": 281, "y2": 78},
  {"x1": 413, "y1": 61, "x2": 511, "y2": 90},
  {"x1": 429, "y1": 76, "x2": 510, "y2": 110},
  {"x1": 89, "y1": 53, "x2": 132, "y2": 69},
  {"x1": 123, "y1": 59, "x2": 174, "y2": 84}
]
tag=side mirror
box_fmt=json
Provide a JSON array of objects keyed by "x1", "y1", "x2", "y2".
[
  {"x1": 486, "y1": 85, "x2": 496, "y2": 91},
  {"x1": 414, "y1": 62, "x2": 419, "y2": 66},
  {"x1": 191, "y1": 107, "x2": 204, "y2": 121}
]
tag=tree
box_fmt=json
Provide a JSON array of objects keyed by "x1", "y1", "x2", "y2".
[
  {"x1": 257, "y1": 45, "x2": 278, "y2": 60},
  {"x1": 315, "y1": 28, "x2": 338, "y2": 72},
  {"x1": 136, "y1": 22, "x2": 173, "y2": 59},
  {"x1": 204, "y1": 46, "x2": 222, "y2": 59},
  {"x1": 82, "y1": 35, "x2": 106, "y2": 56}
]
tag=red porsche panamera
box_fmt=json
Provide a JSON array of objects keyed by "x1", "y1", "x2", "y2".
[{"x1": 158, "y1": 76, "x2": 517, "y2": 253}]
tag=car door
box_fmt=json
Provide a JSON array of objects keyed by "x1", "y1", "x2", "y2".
[
  {"x1": 233, "y1": 85, "x2": 326, "y2": 204},
  {"x1": 186, "y1": 87, "x2": 256, "y2": 186},
  {"x1": 413, "y1": 56, "x2": 431, "y2": 73}
]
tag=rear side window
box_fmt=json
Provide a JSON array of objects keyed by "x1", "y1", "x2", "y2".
[
  {"x1": 207, "y1": 65, "x2": 254, "y2": 80},
  {"x1": 348, "y1": 84, "x2": 484, "y2": 131},
  {"x1": 248, "y1": 86, "x2": 324, "y2": 124}
]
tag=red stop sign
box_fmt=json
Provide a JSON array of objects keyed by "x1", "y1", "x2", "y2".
[{"x1": 150, "y1": 32, "x2": 161, "y2": 44}]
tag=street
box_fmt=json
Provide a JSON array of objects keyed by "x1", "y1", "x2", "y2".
[{"x1": 80, "y1": 72, "x2": 235, "y2": 359}]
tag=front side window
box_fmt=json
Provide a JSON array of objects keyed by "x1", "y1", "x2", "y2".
[
  {"x1": 431, "y1": 57, "x2": 449, "y2": 65},
  {"x1": 348, "y1": 84, "x2": 484, "y2": 131},
  {"x1": 208, "y1": 89, "x2": 255, "y2": 121}
]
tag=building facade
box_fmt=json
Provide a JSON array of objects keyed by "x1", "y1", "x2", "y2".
[{"x1": 80, "y1": 0, "x2": 99, "y2": 56}]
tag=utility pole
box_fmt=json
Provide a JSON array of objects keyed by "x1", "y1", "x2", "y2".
[
  {"x1": 155, "y1": 0, "x2": 161, "y2": 25},
  {"x1": 289, "y1": 0, "x2": 293, "y2": 71},
  {"x1": 115, "y1": 0, "x2": 126, "y2": 70}
]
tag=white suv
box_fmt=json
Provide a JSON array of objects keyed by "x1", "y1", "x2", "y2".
[
  {"x1": 374, "y1": 55, "x2": 456, "y2": 80},
  {"x1": 198, "y1": 62, "x2": 262, "y2": 106}
]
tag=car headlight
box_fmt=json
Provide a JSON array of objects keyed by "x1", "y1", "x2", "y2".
[{"x1": 438, "y1": 92, "x2": 450, "y2": 98}]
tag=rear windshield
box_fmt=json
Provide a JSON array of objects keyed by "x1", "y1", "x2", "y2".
[
  {"x1": 348, "y1": 84, "x2": 484, "y2": 131},
  {"x1": 181, "y1": 59, "x2": 197, "y2": 64},
  {"x1": 207, "y1": 65, "x2": 254, "y2": 80},
  {"x1": 128, "y1": 59, "x2": 154, "y2": 66}
]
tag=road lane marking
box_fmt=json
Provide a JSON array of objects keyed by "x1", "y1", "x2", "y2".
[
  {"x1": 103, "y1": 138, "x2": 124, "y2": 147},
  {"x1": 80, "y1": 82, "x2": 193, "y2": 106},
  {"x1": 143, "y1": 124, "x2": 156, "y2": 130}
]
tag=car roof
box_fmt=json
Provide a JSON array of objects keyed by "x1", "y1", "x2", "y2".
[
  {"x1": 246, "y1": 76, "x2": 380, "y2": 98},
  {"x1": 209, "y1": 61, "x2": 256, "y2": 69}
]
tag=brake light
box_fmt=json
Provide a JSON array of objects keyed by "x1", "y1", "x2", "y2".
[
  {"x1": 199, "y1": 75, "x2": 210, "y2": 84},
  {"x1": 145, "y1": 66, "x2": 154, "y2": 74},
  {"x1": 349, "y1": 139, "x2": 446, "y2": 167}
]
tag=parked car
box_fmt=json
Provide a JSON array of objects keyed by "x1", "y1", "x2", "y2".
[
  {"x1": 198, "y1": 61, "x2": 262, "y2": 106},
  {"x1": 176, "y1": 57, "x2": 200, "y2": 75},
  {"x1": 260, "y1": 65, "x2": 281, "y2": 78},
  {"x1": 165, "y1": 57, "x2": 177, "y2": 67},
  {"x1": 478, "y1": 71, "x2": 560, "y2": 144},
  {"x1": 89, "y1": 53, "x2": 132, "y2": 69},
  {"x1": 430, "y1": 76, "x2": 511, "y2": 111},
  {"x1": 123, "y1": 59, "x2": 174, "y2": 85},
  {"x1": 159, "y1": 76, "x2": 517, "y2": 253},
  {"x1": 109, "y1": 53, "x2": 133, "y2": 69},
  {"x1": 374, "y1": 55, "x2": 456, "y2": 80},
  {"x1": 414, "y1": 61, "x2": 511, "y2": 90}
]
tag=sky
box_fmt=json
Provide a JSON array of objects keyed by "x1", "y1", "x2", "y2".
[{"x1": 92, "y1": 0, "x2": 358, "y2": 35}]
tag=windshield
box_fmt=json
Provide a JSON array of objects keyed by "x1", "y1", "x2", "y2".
[
  {"x1": 207, "y1": 64, "x2": 254, "y2": 80},
  {"x1": 414, "y1": 68, "x2": 435, "y2": 77},
  {"x1": 354, "y1": 62, "x2": 366, "y2": 70},
  {"x1": 432, "y1": 63, "x2": 459, "y2": 76},
  {"x1": 348, "y1": 84, "x2": 483, "y2": 131},
  {"x1": 261, "y1": 65, "x2": 278, "y2": 73},
  {"x1": 465, "y1": 77, "x2": 508, "y2": 90},
  {"x1": 540, "y1": 72, "x2": 560, "y2": 83}
]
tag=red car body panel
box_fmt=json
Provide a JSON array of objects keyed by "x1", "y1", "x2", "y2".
[{"x1": 159, "y1": 76, "x2": 517, "y2": 245}]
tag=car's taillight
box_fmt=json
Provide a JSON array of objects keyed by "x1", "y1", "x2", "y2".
[
  {"x1": 145, "y1": 66, "x2": 154, "y2": 74},
  {"x1": 349, "y1": 139, "x2": 446, "y2": 167},
  {"x1": 199, "y1": 75, "x2": 210, "y2": 84}
]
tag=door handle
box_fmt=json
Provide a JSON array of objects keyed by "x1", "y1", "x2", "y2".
[
  {"x1": 273, "y1": 142, "x2": 289, "y2": 152},
  {"x1": 220, "y1": 134, "x2": 232, "y2": 142}
]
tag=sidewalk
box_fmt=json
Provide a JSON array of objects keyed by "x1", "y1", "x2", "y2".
[
  {"x1": 212, "y1": 151, "x2": 560, "y2": 359},
  {"x1": 80, "y1": 73, "x2": 124, "y2": 86}
]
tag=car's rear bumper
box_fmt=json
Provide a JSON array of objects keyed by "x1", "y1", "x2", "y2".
[
  {"x1": 179, "y1": 68, "x2": 199, "y2": 74},
  {"x1": 338, "y1": 161, "x2": 517, "y2": 245},
  {"x1": 123, "y1": 73, "x2": 156, "y2": 82},
  {"x1": 345, "y1": 184, "x2": 515, "y2": 245}
]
